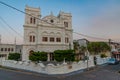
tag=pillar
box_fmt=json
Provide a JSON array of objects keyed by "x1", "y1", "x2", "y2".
[{"x1": 47, "y1": 53, "x2": 50, "y2": 61}]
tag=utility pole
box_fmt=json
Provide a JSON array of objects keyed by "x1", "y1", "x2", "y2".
[
  {"x1": 108, "y1": 39, "x2": 112, "y2": 57},
  {"x1": 14, "y1": 37, "x2": 16, "y2": 53},
  {"x1": 108, "y1": 39, "x2": 111, "y2": 46},
  {"x1": 85, "y1": 42, "x2": 89, "y2": 71},
  {"x1": 0, "y1": 35, "x2": 1, "y2": 44},
  {"x1": 86, "y1": 47, "x2": 89, "y2": 71}
]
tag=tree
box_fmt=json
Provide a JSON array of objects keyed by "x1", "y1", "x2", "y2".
[
  {"x1": 79, "y1": 46, "x2": 87, "y2": 60},
  {"x1": 29, "y1": 51, "x2": 47, "y2": 62},
  {"x1": 8, "y1": 53, "x2": 20, "y2": 61},
  {"x1": 54, "y1": 50, "x2": 75, "y2": 62},
  {"x1": 87, "y1": 42, "x2": 110, "y2": 55},
  {"x1": 100, "y1": 53, "x2": 107, "y2": 58},
  {"x1": 73, "y1": 41, "x2": 79, "y2": 52},
  {"x1": 80, "y1": 46, "x2": 87, "y2": 53}
]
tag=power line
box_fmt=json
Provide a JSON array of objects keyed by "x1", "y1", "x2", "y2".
[
  {"x1": 0, "y1": 1, "x2": 118, "y2": 42},
  {"x1": 0, "y1": 16, "x2": 23, "y2": 38},
  {"x1": 0, "y1": 21, "x2": 11, "y2": 43},
  {"x1": 0, "y1": 1, "x2": 56, "y2": 26},
  {"x1": 73, "y1": 32, "x2": 108, "y2": 41}
]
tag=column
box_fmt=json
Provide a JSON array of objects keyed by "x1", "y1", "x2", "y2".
[{"x1": 47, "y1": 53, "x2": 50, "y2": 61}]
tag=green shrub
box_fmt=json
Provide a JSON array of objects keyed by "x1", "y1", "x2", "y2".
[
  {"x1": 54, "y1": 50, "x2": 75, "y2": 62},
  {"x1": 100, "y1": 54, "x2": 107, "y2": 58},
  {"x1": 29, "y1": 51, "x2": 47, "y2": 62},
  {"x1": 8, "y1": 53, "x2": 20, "y2": 61}
]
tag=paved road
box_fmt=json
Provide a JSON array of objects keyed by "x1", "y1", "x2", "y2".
[{"x1": 0, "y1": 64, "x2": 120, "y2": 80}]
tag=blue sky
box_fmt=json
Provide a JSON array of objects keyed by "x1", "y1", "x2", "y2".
[{"x1": 0, "y1": 0, "x2": 120, "y2": 44}]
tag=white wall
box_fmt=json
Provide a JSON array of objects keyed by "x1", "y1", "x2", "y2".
[
  {"x1": 0, "y1": 57, "x2": 5, "y2": 66},
  {"x1": 96, "y1": 55, "x2": 110, "y2": 65},
  {"x1": 0, "y1": 56, "x2": 109, "y2": 74}
]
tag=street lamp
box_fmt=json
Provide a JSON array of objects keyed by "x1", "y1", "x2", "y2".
[
  {"x1": 86, "y1": 49, "x2": 89, "y2": 71},
  {"x1": 85, "y1": 43, "x2": 89, "y2": 71}
]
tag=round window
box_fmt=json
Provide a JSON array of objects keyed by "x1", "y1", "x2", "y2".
[{"x1": 50, "y1": 19, "x2": 54, "y2": 23}]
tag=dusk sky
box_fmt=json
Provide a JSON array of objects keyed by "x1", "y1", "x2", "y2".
[{"x1": 0, "y1": 0, "x2": 120, "y2": 44}]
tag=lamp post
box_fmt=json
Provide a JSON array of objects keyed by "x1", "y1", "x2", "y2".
[
  {"x1": 86, "y1": 43, "x2": 89, "y2": 71},
  {"x1": 86, "y1": 49, "x2": 89, "y2": 71}
]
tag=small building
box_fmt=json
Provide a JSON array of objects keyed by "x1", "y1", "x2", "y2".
[
  {"x1": 0, "y1": 43, "x2": 22, "y2": 59},
  {"x1": 76, "y1": 38, "x2": 89, "y2": 47},
  {"x1": 110, "y1": 42, "x2": 120, "y2": 60},
  {"x1": 73, "y1": 39, "x2": 89, "y2": 60}
]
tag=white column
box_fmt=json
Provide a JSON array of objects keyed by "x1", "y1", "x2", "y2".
[{"x1": 47, "y1": 53, "x2": 50, "y2": 61}]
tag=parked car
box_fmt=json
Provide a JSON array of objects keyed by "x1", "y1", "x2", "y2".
[{"x1": 108, "y1": 58, "x2": 119, "y2": 65}]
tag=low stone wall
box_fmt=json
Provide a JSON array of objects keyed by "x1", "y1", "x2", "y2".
[
  {"x1": 96, "y1": 56, "x2": 110, "y2": 65},
  {"x1": 0, "y1": 57, "x2": 5, "y2": 66},
  {"x1": 0, "y1": 56, "x2": 110, "y2": 74},
  {"x1": 1, "y1": 56, "x2": 94, "y2": 74}
]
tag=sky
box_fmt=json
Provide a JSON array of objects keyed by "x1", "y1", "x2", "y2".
[{"x1": 0, "y1": 0, "x2": 120, "y2": 44}]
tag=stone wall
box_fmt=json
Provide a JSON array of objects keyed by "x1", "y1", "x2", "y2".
[
  {"x1": 0, "y1": 56, "x2": 109, "y2": 74},
  {"x1": 96, "y1": 55, "x2": 110, "y2": 65}
]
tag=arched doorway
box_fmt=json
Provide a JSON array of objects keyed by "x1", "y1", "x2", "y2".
[{"x1": 29, "y1": 50, "x2": 34, "y2": 56}]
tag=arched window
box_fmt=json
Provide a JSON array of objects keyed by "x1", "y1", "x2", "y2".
[
  {"x1": 30, "y1": 17, "x2": 32, "y2": 24},
  {"x1": 1, "y1": 48, "x2": 3, "y2": 51},
  {"x1": 29, "y1": 35, "x2": 32, "y2": 42},
  {"x1": 33, "y1": 36, "x2": 35, "y2": 42},
  {"x1": 5, "y1": 48, "x2": 7, "y2": 51},
  {"x1": 50, "y1": 37, "x2": 54, "y2": 42},
  {"x1": 29, "y1": 35, "x2": 35, "y2": 42},
  {"x1": 8, "y1": 48, "x2": 10, "y2": 51},
  {"x1": 64, "y1": 22, "x2": 68, "y2": 27},
  {"x1": 65, "y1": 37, "x2": 69, "y2": 43},
  {"x1": 33, "y1": 17, "x2": 36, "y2": 24},
  {"x1": 56, "y1": 37, "x2": 61, "y2": 42},
  {"x1": 11, "y1": 48, "x2": 14, "y2": 52},
  {"x1": 42, "y1": 37, "x2": 48, "y2": 42}
]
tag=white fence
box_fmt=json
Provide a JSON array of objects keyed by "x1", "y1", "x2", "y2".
[
  {"x1": 96, "y1": 55, "x2": 110, "y2": 65},
  {"x1": 0, "y1": 57, "x2": 5, "y2": 66},
  {"x1": 0, "y1": 56, "x2": 109, "y2": 74}
]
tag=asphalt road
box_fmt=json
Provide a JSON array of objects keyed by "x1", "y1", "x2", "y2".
[{"x1": 0, "y1": 64, "x2": 120, "y2": 80}]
